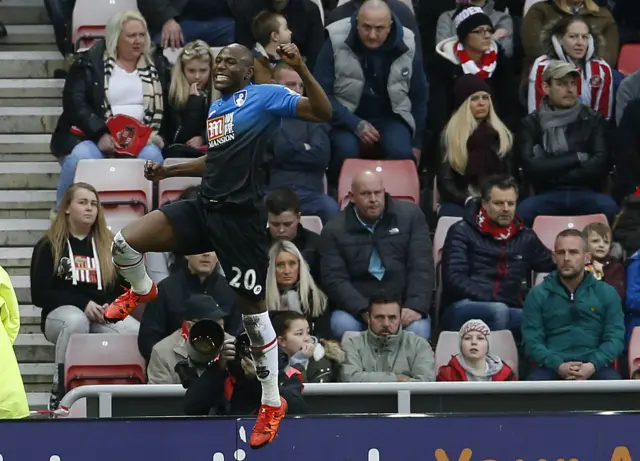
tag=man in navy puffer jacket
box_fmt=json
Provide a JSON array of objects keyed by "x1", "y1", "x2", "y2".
[{"x1": 441, "y1": 175, "x2": 554, "y2": 339}]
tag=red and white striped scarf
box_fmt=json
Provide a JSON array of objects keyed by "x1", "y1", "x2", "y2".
[{"x1": 454, "y1": 40, "x2": 498, "y2": 79}]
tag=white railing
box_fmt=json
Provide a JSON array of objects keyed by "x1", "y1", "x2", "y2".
[{"x1": 58, "y1": 380, "x2": 640, "y2": 418}]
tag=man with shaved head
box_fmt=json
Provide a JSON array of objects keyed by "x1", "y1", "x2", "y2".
[
  {"x1": 101, "y1": 42, "x2": 332, "y2": 449},
  {"x1": 320, "y1": 169, "x2": 434, "y2": 341},
  {"x1": 314, "y1": 0, "x2": 429, "y2": 183}
]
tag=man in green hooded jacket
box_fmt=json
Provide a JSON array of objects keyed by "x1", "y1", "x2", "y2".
[{"x1": 523, "y1": 228, "x2": 624, "y2": 380}]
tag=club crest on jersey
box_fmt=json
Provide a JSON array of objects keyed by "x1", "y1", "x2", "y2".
[
  {"x1": 233, "y1": 90, "x2": 248, "y2": 107},
  {"x1": 207, "y1": 113, "x2": 235, "y2": 148}
]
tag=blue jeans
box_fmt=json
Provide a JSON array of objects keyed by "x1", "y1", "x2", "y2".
[
  {"x1": 517, "y1": 189, "x2": 619, "y2": 227},
  {"x1": 329, "y1": 117, "x2": 414, "y2": 182},
  {"x1": 527, "y1": 366, "x2": 621, "y2": 380},
  {"x1": 330, "y1": 309, "x2": 431, "y2": 341},
  {"x1": 438, "y1": 203, "x2": 466, "y2": 218},
  {"x1": 153, "y1": 17, "x2": 235, "y2": 47},
  {"x1": 295, "y1": 187, "x2": 339, "y2": 224},
  {"x1": 441, "y1": 299, "x2": 522, "y2": 341},
  {"x1": 56, "y1": 140, "x2": 164, "y2": 207}
]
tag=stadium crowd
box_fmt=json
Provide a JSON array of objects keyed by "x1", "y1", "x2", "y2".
[{"x1": 2, "y1": 0, "x2": 640, "y2": 418}]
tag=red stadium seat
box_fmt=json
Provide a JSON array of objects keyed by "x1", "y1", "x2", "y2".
[
  {"x1": 74, "y1": 159, "x2": 153, "y2": 221},
  {"x1": 337, "y1": 159, "x2": 419, "y2": 209},
  {"x1": 158, "y1": 158, "x2": 202, "y2": 206},
  {"x1": 618, "y1": 44, "x2": 640, "y2": 75},
  {"x1": 629, "y1": 327, "x2": 640, "y2": 378},
  {"x1": 433, "y1": 217, "x2": 462, "y2": 327},
  {"x1": 64, "y1": 334, "x2": 146, "y2": 391},
  {"x1": 72, "y1": 0, "x2": 137, "y2": 51},
  {"x1": 436, "y1": 331, "x2": 519, "y2": 377},
  {"x1": 531, "y1": 214, "x2": 608, "y2": 250},
  {"x1": 105, "y1": 215, "x2": 135, "y2": 235},
  {"x1": 300, "y1": 216, "x2": 323, "y2": 234}
]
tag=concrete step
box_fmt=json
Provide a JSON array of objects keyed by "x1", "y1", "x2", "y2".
[
  {"x1": 10, "y1": 274, "x2": 31, "y2": 304},
  {"x1": 0, "y1": 191, "x2": 55, "y2": 220},
  {"x1": 20, "y1": 304, "x2": 42, "y2": 325},
  {"x1": 0, "y1": 134, "x2": 52, "y2": 154},
  {"x1": 0, "y1": 79, "x2": 63, "y2": 107},
  {"x1": 20, "y1": 363, "x2": 54, "y2": 384},
  {"x1": 27, "y1": 392, "x2": 50, "y2": 412},
  {"x1": 15, "y1": 333, "x2": 54, "y2": 362},
  {"x1": 0, "y1": 247, "x2": 33, "y2": 268},
  {"x1": 0, "y1": 161, "x2": 60, "y2": 189},
  {"x1": 0, "y1": 107, "x2": 62, "y2": 134},
  {"x1": 0, "y1": 0, "x2": 50, "y2": 26},
  {"x1": 0, "y1": 218, "x2": 50, "y2": 248},
  {"x1": 0, "y1": 51, "x2": 64, "y2": 79},
  {"x1": 1, "y1": 25, "x2": 55, "y2": 44}
]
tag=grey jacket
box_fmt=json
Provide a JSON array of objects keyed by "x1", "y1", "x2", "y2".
[
  {"x1": 616, "y1": 69, "x2": 640, "y2": 125},
  {"x1": 147, "y1": 329, "x2": 188, "y2": 385},
  {"x1": 341, "y1": 329, "x2": 436, "y2": 382},
  {"x1": 435, "y1": 0, "x2": 514, "y2": 57},
  {"x1": 326, "y1": 17, "x2": 417, "y2": 134}
]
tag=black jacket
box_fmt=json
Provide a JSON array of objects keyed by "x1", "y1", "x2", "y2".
[
  {"x1": 183, "y1": 350, "x2": 307, "y2": 416},
  {"x1": 615, "y1": 99, "x2": 640, "y2": 198},
  {"x1": 49, "y1": 40, "x2": 172, "y2": 160},
  {"x1": 515, "y1": 105, "x2": 611, "y2": 193},
  {"x1": 441, "y1": 203, "x2": 555, "y2": 309},
  {"x1": 429, "y1": 43, "x2": 518, "y2": 140},
  {"x1": 137, "y1": 267, "x2": 240, "y2": 361},
  {"x1": 437, "y1": 153, "x2": 514, "y2": 207},
  {"x1": 169, "y1": 94, "x2": 208, "y2": 145},
  {"x1": 320, "y1": 195, "x2": 434, "y2": 317}
]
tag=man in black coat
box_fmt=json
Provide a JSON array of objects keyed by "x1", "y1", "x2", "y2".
[
  {"x1": 320, "y1": 170, "x2": 433, "y2": 340},
  {"x1": 515, "y1": 60, "x2": 616, "y2": 226},
  {"x1": 137, "y1": 252, "x2": 240, "y2": 362},
  {"x1": 441, "y1": 175, "x2": 554, "y2": 338}
]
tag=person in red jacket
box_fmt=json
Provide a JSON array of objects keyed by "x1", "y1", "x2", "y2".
[{"x1": 437, "y1": 319, "x2": 516, "y2": 381}]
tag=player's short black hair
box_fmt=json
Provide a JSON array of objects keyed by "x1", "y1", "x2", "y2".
[
  {"x1": 266, "y1": 189, "x2": 301, "y2": 215},
  {"x1": 252, "y1": 9, "x2": 285, "y2": 47}
]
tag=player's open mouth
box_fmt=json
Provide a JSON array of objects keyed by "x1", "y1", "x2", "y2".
[{"x1": 215, "y1": 75, "x2": 230, "y2": 83}]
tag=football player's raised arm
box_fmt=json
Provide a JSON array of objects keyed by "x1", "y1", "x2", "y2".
[
  {"x1": 295, "y1": 63, "x2": 332, "y2": 123},
  {"x1": 165, "y1": 155, "x2": 207, "y2": 178}
]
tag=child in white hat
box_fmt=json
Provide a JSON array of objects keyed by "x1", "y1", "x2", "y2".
[{"x1": 437, "y1": 319, "x2": 516, "y2": 381}]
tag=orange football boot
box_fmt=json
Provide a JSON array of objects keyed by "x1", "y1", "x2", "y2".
[
  {"x1": 103, "y1": 283, "x2": 158, "y2": 323},
  {"x1": 249, "y1": 397, "x2": 288, "y2": 450}
]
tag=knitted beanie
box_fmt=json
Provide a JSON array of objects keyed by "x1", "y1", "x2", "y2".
[
  {"x1": 459, "y1": 319, "x2": 491, "y2": 352},
  {"x1": 453, "y1": 5, "x2": 494, "y2": 43},
  {"x1": 453, "y1": 74, "x2": 493, "y2": 110}
]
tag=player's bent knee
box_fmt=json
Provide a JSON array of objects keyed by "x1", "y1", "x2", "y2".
[{"x1": 120, "y1": 210, "x2": 177, "y2": 254}]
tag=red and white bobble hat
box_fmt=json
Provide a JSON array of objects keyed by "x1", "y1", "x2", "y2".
[{"x1": 459, "y1": 319, "x2": 491, "y2": 350}]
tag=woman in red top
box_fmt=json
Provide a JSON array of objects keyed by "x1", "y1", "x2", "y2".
[{"x1": 437, "y1": 319, "x2": 516, "y2": 381}]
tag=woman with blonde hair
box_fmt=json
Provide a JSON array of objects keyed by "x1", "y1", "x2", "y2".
[
  {"x1": 437, "y1": 74, "x2": 513, "y2": 217},
  {"x1": 523, "y1": 0, "x2": 618, "y2": 68},
  {"x1": 165, "y1": 40, "x2": 220, "y2": 157},
  {"x1": 265, "y1": 240, "x2": 329, "y2": 338},
  {"x1": 50, "y1": 10, "x2": 170, "y2": 213},
  {"x1": 30, "y1": 183, "x2": 139, "y2": 411}
]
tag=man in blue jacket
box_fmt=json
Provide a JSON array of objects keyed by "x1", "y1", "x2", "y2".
[
  {"x1": 313, "y1": 0, "x2": 429, "y2": 183},
  {"x1": 269, "y1": 63, "x2": 338, "y2": 224}
]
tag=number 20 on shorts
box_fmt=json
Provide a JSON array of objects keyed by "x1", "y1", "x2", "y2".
[{"x1": 229, "y1": 267, "x2": 263, "y2": 295}]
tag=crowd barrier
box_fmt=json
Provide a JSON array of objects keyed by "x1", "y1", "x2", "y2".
[
  {"x1": 1, "y1": 412, "x2": 637, "y2": 460},
  {"x1": 58, "y1": 381, "x2": 640, "y2": 418}
]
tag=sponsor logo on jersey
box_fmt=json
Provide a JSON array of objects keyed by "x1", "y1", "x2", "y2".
[{"x1": 207, "y1": 113, "x2": 235, "y2": 147}]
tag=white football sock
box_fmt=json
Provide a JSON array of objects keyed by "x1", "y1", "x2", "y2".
[
  {"x1": 111, "y1": 231, "x2": 153, "y2": 295},
  {"x1": 242, "y1": 311, "x2": 281, "y2": 407}
]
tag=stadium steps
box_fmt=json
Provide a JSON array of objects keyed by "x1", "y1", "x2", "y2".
[{"x1": 1, "y1": 0, "x2": 62, "y2": 410}]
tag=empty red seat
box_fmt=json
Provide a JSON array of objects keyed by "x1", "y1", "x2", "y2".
[
  {"x1": 105, "y1": 215, "x2": 135, "y2": 235},
  {"x1": 300, "y1": 216, "x2": 323, "y2": 234},
  {"x1": 74, "y1": 159, "x2": 153, "y2": 221},
  {"x1": 337, "y1": 159, "x2": 419, "y2": 209},
  {"x1": 158, "y1": 158, "x2": 202, "y2": 206},
  {"x1": 72, "y1": 0, "x2": 137, "y2": 51},
  {"x1": 618, "y1": 44, "x2": 640, "y2": 75},
  {"x1": 531, "y1": 214, "x2": 608, "y2": 250},
  {"x1": 64, "y1": 334, "x2": 146, "y2": 391}
]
